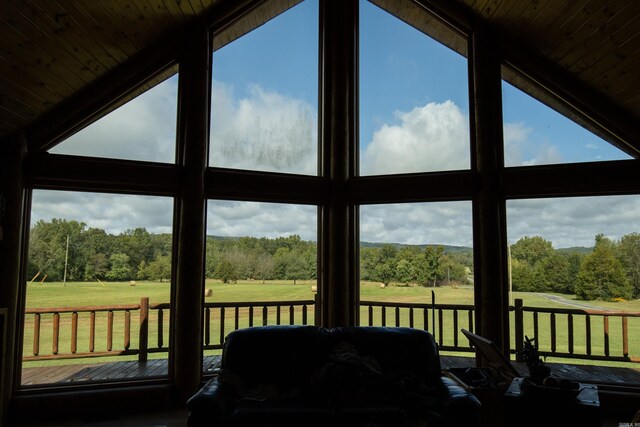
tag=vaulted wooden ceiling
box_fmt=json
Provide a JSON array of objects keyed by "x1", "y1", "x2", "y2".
[{"x1": 1, "y1": 0, "x2": 639, "y2": 156}]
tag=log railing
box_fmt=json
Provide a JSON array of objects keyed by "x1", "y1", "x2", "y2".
[
  {"x1": 23, "y1": 298, "x2": 170, "y2": 362},
  {"x1": 22, "y1": 297, "x2": 640, "y2": 365},
  {"x1": 202, "y1": 300, "x2": 316, "y2": 351}
]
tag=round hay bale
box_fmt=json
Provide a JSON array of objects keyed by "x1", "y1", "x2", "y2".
[
  {"x1": 380, "y1": 283, "x2": 385, "y2": 289},
  {"x1": 311, "y1": 285, "x2": 317, "y2": 293},
  {"x1": 129, "y1": 280, "x2": 136, "y2": 286},
  {"x1": 204, "y1": 288, "x2": 213, "y2": 297}
]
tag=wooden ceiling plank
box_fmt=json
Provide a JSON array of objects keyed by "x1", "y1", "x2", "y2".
[
  {"x1": 2, "y1": 5, "x2": 96, "y2": 89},
  {"x1": 564, "y1": 7, "x2": 640, "y2": 74},
  {"x1": 142, "y1": 0, "x2": 180, "y2": 26},
  {"x1": 479, "y1": 0, "x2": 509, "y2": 20},
  {"x1": 578, "y1": 26, "x2": 640, "y2": 84},
  {"x1": 9, "y1": 1, "x2": 104, "y2": 84},
  {"x1": 23, "y1": 0, "x2": 114, "y2": 77},
  {"x1": 0, "y1": 101, "x2": 33, "y2": 124},
  {"x1": 0, "y1": 100, "x2": 31, "y2": 127},
  {"x1": 0, "y1": 76, "x2": 49, "y2": 118},
  {"x1": 91, "y1": 1, "x2": 148, "y2": 53},
  {"x1": 544, "y1": 0, "x2": 609, "y2": 61},
  {"x1": 556, "y1": 2, "x2": 638, "y2": 72},
  {"x1": 51, "y1": 0, "x2": 130, "y2": 65},
  {"x1": 487, "y1": 0, "x2": 519, "y2": 23},
  {"x1": 161, "y1": 0, "x2": 186, "y2": 22},
  {"x1": 176, "y1": 0, "x2": 198, "y2": 17},
  {"x1": 0, "y1": 54, "x2": 68, "y2": 108},
  {"x1": 471, "y1": 0, "x2": 492, "y2": 19},
  {"x1": 0, "y1": 98, "x2": 38, "y2": 129},
  {"x1": 532, "y1": 1, "x2": 596, "y2": 55},
  {"x1": 521, "y1": 0, "x2": 573, "y2": 44},
  {"x1": 0, "y1": 16, "x2": 83, "y2": 96},
  {"x1": 45, "y1": 0, "x2": 132, "y2": 70},
  {"x1": 112, "y1": 0, "x2": 181, "y2": 53},
  {"x1": 598, "y1": 45, "x2": 640, "y2": 98}
]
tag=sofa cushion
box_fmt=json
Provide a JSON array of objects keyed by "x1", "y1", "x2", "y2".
[
  {"x1": 330, "y1": 326, "x2": 443, "y2": 385},
  {"x1": 220, "y1": 325, "x2": 332, "y2": 393}
]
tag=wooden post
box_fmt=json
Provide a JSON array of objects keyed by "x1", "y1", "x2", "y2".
[
  {"x1": 138, "y1": 297, "x2": 149, "y2": 362},
  {"x1": 622, "y1": 316, "x2": 629, "y2": 358},
  {"x1": 33, "y1": 314, "x2": 40, "y2": 356},
  {"x1": 71, "y1": 312, "x2": 78, "y2": 354},
  {"x1": 318, "y1": 0, "x2": 359, "y2": 328},
  {"x1": 107, "y1": 311, "x2": 113, "y2": 352},
  {"x1": 124, "y1": 310, "x2": 131, "y2": 350},
  {"x1": 0, "y1": 132, "x2": 27, "y2": 420},
  {"x1": 89, "y1": 311, "x2": 95, "y2": 353},
  {"x1": 470, "y1": 23, "x2": 510, "y2": 362},
  {"x1": 514, "y1": 299, "x2": 524, "y2": 361},
  {"x1": 173, "y1": 20, "x2": 209, "y2": 400},
  {"x1": 52, "y1": 313, "x2": 60, "y2": 355}
]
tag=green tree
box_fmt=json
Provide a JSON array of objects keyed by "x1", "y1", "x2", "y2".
[
  {"x1": 575, "y1": 235, "x2": 632, "y2": 300},
  {"x1": 511, "y1": 259, "x2": 536, "y2": 292},
  {"x1": 85, "y1": 253, "x2": 108, "y2": 281},
  {"x1": 360, "y1": 247, "x2": 379, "y2": 281},
  {"x1": 618, "y1": 233, "x2": 640, "y2": 298},
  {"x1": 28, "y1": 219, "x2": 87, "y2": 281},
  {"x1": 216, "y1": 259, "x2": 238, "y2": 284},
  {"x1": 106, "y1": 253, "x2": 132, "y2": 281},
  {"x1": 146, "y1": 255, "x2": 172, "y2": 282},
  {"x1": 374, "y1": 263, "x2": 394, "y2": 287},
  {"x1": 420, "y1": 246, "x2": 444, "y2": 286},
  {"x1": 395, "y1": 259, "x2": 415, "y2": 285},
  {"x1": 511, "y1": 236, "x2": 554, "y2": 266},
  {"x1": 538, "y1": 252, "x2": 573, "y2": 294}
]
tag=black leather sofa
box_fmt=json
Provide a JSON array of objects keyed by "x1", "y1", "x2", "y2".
[{"x1": 187, "y1": 325, "x2": 481, "y2": 427}]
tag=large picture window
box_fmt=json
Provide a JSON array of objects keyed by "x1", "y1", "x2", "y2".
[
  {"x1": 50, "y1": 75, "x2": 179, "y2": 163},
  {"x1": 209, "y1": 1, "x2": 319, "y2": 175},
  {"x1": 359, "y1": 0, "x2": 470, "y2": 176},
  {"x1": 22, "y1": 190, "x2": 174, "y2": 386}
]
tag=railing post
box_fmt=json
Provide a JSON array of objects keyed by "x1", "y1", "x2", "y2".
[
  {"x1": 514, "y1": 299, "x2": 524, "y2": 361},
  {"x1": 138, "y1": 297, "x2": 149, "y2": 362},
  {"x1": 33, "y1": 314, "x2": 40, "y2": 356},
  {"x1": 52, "y1": 313, "x2": 60, "y2": 355}
]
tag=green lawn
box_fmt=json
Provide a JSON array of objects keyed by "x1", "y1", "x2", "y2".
[{"x1": 21, "y1": 280, "x2": 640, "y2": 372}]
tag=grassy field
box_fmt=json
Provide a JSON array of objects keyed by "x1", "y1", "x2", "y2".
[{"x1": 20, "y1": 279, "x2": 640, "y2": 373}]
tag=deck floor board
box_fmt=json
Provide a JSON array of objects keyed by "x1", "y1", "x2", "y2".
[{"x1": 20, "y1": 355, "x2": 640, "y2": 387}]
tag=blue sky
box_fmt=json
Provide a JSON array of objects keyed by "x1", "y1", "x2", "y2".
[{"x1": 42, "y1": 0, "x2": 638, "y2": 249}]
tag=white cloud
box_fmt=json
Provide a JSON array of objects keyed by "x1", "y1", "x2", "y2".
[
  {"x1": 31, "y1": 191, "x2": 173, "y2": 235},
  {"x1": 51, "y1": 76, "x2": 178, "y2": 163},
  {"x1": 36, "y1": 85, "x2": 640, "y2": 249},
  {"x1": 361, "y1": 100, "x2": 470, "y2": 175},
  {"x1": 503, "y1": 122, "x2": 565, "y2": 166},
  {"x1": 207, "y1": 200, "x2": 316, "y2": 241},
  {"x1": 507, "y1": 196, "x2": 640, "y2": 248},
  {"x1": 210, "y1": 83, "x2": 317, "y2": 175},
  {"x1": 360, "y1": 202, "x2": 474, "y2": 247}
]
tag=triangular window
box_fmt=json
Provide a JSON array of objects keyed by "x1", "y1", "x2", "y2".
[
  {"x1": 50, "y1": 75, "x2": 178, "y2": 163},
  {"x1": 359, "y1": 0, "x2": 470, "y2": 176},
  {"x1": 502, "y1": 79, "x2": 632, "y2": 167},
  {"x1": 209, "y1": 0, "x2": 318, "y2": 175}
]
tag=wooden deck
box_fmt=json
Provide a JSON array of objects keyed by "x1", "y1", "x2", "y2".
[
  {"x1": 20, "y1": 355, "x2": 640, "y2": 387},
  {"x1": 21, "y1": 356, "x2": 222, "y2": 386}
]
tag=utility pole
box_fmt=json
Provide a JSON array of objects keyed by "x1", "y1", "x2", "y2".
[{"x1": 63, "y1": 235, "x2": 69, "y2": 287}]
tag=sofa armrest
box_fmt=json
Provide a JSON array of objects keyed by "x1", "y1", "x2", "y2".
[
  {"x1": 437, "y1": 376, "x2": 482, "y2": 424},
  {"x1": 187, "y1": 377, "x2": 236, "y2": 423}
]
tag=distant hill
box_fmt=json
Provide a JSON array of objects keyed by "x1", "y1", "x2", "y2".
[
  {"x1": 556, "y1": 246, "x2": 593, "y2": 255},
  {"x1": 360, "y1": 241, "x2": 472, "y2": 253}
]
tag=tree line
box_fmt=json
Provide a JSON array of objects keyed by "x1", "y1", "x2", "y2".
[
  {"x1": 26, "y1": 219, "x2": 318, "y2": 284},
  {"x1": 510, "y1": 234, "x2": 640, "y2": 301},
  {"x1": 27, "y1": 219, "x2": 640, "y2": 301},
  {"x1": 26, "y1": 219, "x2": 470, "y2": 287}
]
